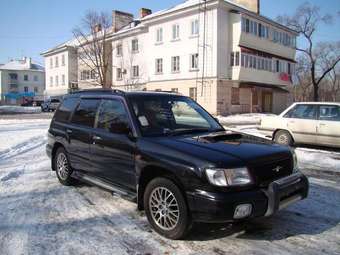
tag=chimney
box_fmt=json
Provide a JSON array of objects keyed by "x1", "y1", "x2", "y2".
[
  {"x1": 112, "y1": 10, "x2": 134, "y2": 32},
  {"x1": 93, "y1": 23, "x2": 102, "y2": 33},
  {"x1": 231, "y1": 0, "x2": 260, "y2": 14},
  {"x1": 140, "y1": 8, "x2": 152, "y2": 19}
]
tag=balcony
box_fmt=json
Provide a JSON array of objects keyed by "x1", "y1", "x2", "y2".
[
  {"x1": 231, "y1": 66, "x2": 292, "y2": 87},
  {"x1": 239, "y1": 32, "x2": 295, "y2": 61}
]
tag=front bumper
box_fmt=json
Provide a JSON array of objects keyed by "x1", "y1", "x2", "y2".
[{"x1": 187, "y1": 172, "x2": 309, "y2": 223}]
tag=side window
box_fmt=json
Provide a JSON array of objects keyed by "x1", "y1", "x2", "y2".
[
  {"x1": 319, "y1": 105, "x2": 340, "y2": 121},
  {"x1": 96, "y1": 99, "x2": 130, "y2": 134},
  {"x1": 54, "y1": 97, "x2": 79, "y2": 123},
  {"x1": 288, "y1": 105, "x2": 317, "y2": 120},
  {"x1": 71, "y1": 99, "x2": 100, "y2": 127}
]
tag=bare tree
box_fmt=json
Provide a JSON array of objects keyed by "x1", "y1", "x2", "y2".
[
  {"x1": 328, "y1": 67, "x2": 340, "y2": 101},
  {"x1": 277, "y1": 2, "x2": 340, "y2": 101},
  {"x1": 294, "y1": 55, "x2": 313, "y2": 101},
  {"x1": 73, "y1": 11, "x2": 113, "y2": 89}
]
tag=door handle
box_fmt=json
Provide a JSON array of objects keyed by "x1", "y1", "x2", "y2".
[
  {"x1": 66, "y1": 129, "x2": 72, "y2": 134},
  {"x1": 319, "y1": 123, "x2": 326, "y2": 126}
]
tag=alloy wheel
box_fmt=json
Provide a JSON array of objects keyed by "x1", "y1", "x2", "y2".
[
  {"x1": 149, "y1": 187, "x2": 180, "y2": 231},
  {"x1": 57, "y1": 153, "x2": 69, "y2": 180}
]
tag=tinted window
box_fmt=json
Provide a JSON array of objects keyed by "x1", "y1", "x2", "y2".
[
  {"x1": 319, "y1": 105, "x2": 340, "y2": 121},
  {"x1": 286, "y1": 105, "x2": 317, "y2": 120},
  {"x1": 54, "y1": 97, "x2": 79, "y2": 123},
  {"x1": 96, "y1": 99, "x2": 130, "y2": 133},
  {"x1": 51, "y1": 99, "x2": 60, "y2": 103},
  {"x1": 71, "y1": 99, "x2": 100, "y2": 127}
]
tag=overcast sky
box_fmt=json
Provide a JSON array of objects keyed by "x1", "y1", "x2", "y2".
[{"x1": 0, "y1": 0, "x2": 339, "y2": 65}]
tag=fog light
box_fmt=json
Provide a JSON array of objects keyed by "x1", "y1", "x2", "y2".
[{"x1": 234, "y1": 204, "x2": 252, "y2": 219}]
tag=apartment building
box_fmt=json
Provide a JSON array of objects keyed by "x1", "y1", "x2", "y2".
[
  {"x1": 42, "y1": 0, "x2": 297, "y2": 115},
  {"x1": 41, "y1": 41, "x2": 78, "y2": 97},
  {"x1": 0, "y1": 57, "x2": 45, "y2": 105}
]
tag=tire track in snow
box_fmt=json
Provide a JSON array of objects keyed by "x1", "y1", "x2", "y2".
[{"x1": 0, "y1": 135, "x2": 47, "y2": 160}]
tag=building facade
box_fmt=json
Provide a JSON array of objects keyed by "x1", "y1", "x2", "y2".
[
  {"x1": 42, "y1": 0, "x2": 297, "y2": 115},
  {"x1": 0, "y1": 57, "x2": 45, "y2": 105},
  {"x1": 41, "y1": 42, "x2": 78, "y2": 97}
]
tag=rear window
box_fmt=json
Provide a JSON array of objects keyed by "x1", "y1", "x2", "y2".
[
  {"x1": 51, "y1": 99, "x2": 60, "y2": 103},
  {"x1": 71, "y1": 99, "x2": 100, "y2": 127},
  {"x1": 54, "y1": 97, "x2": 79, "y2": 123}
]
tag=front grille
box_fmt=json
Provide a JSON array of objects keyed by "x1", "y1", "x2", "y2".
[{"x1": 250, "y1": 156, "x2": 294, "y2": 187}]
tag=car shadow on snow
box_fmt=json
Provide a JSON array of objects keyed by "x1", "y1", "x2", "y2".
[{"x1": 186, "y1": 182, "x2": 340, "y2": 241}]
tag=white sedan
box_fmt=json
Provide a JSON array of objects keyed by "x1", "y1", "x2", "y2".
[{"x1": 260, "y1": 102, "x2": 340, "y2": 148}]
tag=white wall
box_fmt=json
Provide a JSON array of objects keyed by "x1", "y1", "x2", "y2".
[{"x1": 44, "y1": 49, "x2": 77, "y2": 96}]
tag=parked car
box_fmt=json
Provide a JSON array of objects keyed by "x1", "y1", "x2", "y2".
[
  {"x1": 41, "y1": 98, "x2": 61, "y2": 112},
  {"x1": 46, "y1": 89, "x2": 309, "y2": 239},
  {"x1": 260, "y1": 102, "x2": 340, "y2": 148}
]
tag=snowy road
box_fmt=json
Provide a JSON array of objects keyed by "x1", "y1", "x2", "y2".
[{"x1": 1, "y1": 117, "x2": 340, "y2": 255}]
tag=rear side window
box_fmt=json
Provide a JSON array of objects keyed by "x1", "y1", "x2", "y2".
[
  {"x1": 319, "y1": 105, "x2": 340, "y2": 121},
  {"x1": 96, "y1": 99, "x2": 130, "y2": 133},
  {"x1": 285, "y1": 105, "x2": 317, "y2": 120},
  {"x1": 71, "y1": 99, "x2": 100, "y2": 127},
  {"x1": 54, "y1": 97, "x2": 79, "y2": 123}
]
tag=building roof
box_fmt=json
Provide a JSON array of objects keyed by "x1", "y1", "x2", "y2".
[{"x1": 0, "y1": 58, "x2": 44, "y2": 72}]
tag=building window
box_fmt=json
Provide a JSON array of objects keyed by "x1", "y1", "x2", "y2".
[
  {"x1": 156, "y1": 28, "x2": 163, "y2": 43},
  {"x1": 171, "y1": 56, "x2": 180, "y2": 72},
  {"x1": 189, "y1": 87, "x2": 197, "y2": 101},
  {"x1": 117, "y1": 44, "x2": 123, "y2": 56},
  {"x1": 231, "y1": 88, "x2": 240, "y2": 105},
  {"x1": 55, "y1": 75, "x2": 59, "y2": 86},
  {"x1": 33, "y1": 75, "x2": 38, "y2": 81},
  {"x1": 155, "y1": 58, "x2": 163, "y2": 74},
  {"x1": 116, "y1": 68, "x2": 123, "y2": 80},
  {"x1": 62, "y1": 74, "x2": 66, "y2": 85},
  {"x1": 191, "y1": 19, "x2": 199, "y2": 35},
  {"x1": 190, "y1": 53, "x2": 199, "y2": 70},
  {"x1": 24, "y1": 86, "x2": 29, "y2": 92},
  {"x1": 24, "y1": 74, "x2": 29, "y2": 81},
  {"x1": 62, "y1": 55, "x2": 65, "y2": 66},
  {"x1": 132, "y1": 66, "x2": 139, "y2": 78},
  {"x1": 90, "y1": 70, "x2": 96, "y2": 79},
  {"x1": 132, "y1": 39, "x2": 139, "y2": 53},
  {"x1": 50, "y1": 77, "x2": 53, "y2": 86},
  {"x1": 50, "y1": 58, "x2": 53, "y2": 69},
  {"x1": 172, "y1": 24, "x2": 180, "y2": 40},
  {"x1": 55, "y1": 56, "x2": 59, "y2": 67},
  {"x1": 80, "y1": 70, "x2": 90, "y2": 80},
  {"x1": 34, "y1": 87, "x2": 38, "y2": 93}
]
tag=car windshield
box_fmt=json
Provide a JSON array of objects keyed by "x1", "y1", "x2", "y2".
[{"x1": 129, "y1": 95, "x2": 223, "y2": 136}]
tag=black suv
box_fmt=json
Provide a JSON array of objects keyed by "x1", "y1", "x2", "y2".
[{"x1": 46, "y1": 89, "x2": 309, "y2": 239}]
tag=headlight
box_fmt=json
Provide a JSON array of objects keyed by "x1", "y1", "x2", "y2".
[{"x1": 205, "y1": 167, "x2": 252, "y2": 187}]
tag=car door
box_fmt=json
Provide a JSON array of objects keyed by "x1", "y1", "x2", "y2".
[
  {"x1": 317, "y1": 105, "x2": 340, "y2": 147},
  {"x1": 67, "y1": 98, "x2": 100, "y2": 172},
  {"x1": 284, "y1": 104, "x2": 318, "y2": 144},
  {"x1": 90, "y1": 98, "x2": 136, "y2": 191}
]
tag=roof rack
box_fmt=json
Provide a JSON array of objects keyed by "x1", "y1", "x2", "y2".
[{"x1": 70, "y1": 88, "x2": 126, "y2": 95}]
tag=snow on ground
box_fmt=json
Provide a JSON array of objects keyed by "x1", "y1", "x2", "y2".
[
  {"x1": 1, "y1": 116, "x2": 340, "y2": 255},
  {"x1": 217, "y1": 113, "x2": 276, "y2": 126},
  {"x1": 0, "y1": 106, "x2": 41, "y2": 114}
]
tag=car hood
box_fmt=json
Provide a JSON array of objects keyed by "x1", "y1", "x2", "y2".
[{"x1": 152, "y1": 130, "x2": 292, "y2": 165}]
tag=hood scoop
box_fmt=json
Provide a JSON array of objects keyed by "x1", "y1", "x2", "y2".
[{"x1": 196, "y1": 132, "x2": 243, "y2": 144}]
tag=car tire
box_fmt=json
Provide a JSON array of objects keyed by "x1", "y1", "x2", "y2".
[
  {"x1": 274, "y1": 130, "x2": 293, "y2": 146},
  {"x1": 54, "y1": 147, "x2": 75, "y2": 186},
  {"x1": 144, "y1": 177, "x2": 191, "y2": 240}
]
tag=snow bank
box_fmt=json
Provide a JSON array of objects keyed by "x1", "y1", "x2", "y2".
[
  {"x1": 0, "y1": 106, "x2": 41, "y2": 114},
  {"x1": 217, "y1": 113, "x2": 276, "y2": 126}
]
